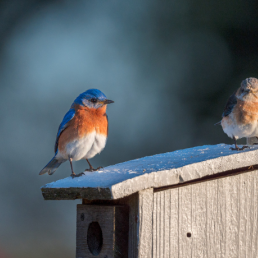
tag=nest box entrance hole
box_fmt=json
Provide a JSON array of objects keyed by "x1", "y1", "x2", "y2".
[{"x1": 87, "y1": 221, "x2": 103, "y2": 256}]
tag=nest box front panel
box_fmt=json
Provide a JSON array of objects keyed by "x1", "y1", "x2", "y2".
[{"x1": 76, "y1": 204, "x2": 129, "y2": 258}]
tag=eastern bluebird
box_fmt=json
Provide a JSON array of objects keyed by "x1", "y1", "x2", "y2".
[
  {"x1": 39, "y1": 89, "x2": 114, "y2": 177},
  {"x1": 216, "y1": 77, "x2": 258, "y2": 150}
]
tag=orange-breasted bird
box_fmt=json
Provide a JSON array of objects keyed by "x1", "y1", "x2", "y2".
[
  {"x1": 216, "y1": 77, "x2": 258, "y2": 150},
  {"x1": 39, "y1": 89, "x2": 114, "y2": 177}
]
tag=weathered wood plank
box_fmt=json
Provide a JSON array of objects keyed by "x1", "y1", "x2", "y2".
[
  {"x1": 153, "y1": 188, "x2": 179, "y2": 258},
  {"x1": 42, "y1": 144, "x2": 258, "y2": 201},
  {"x1": 179, "y1": 184, "x2": 192, "y2": 258},
  {"x1": 192, "y1": 181, "x2": 207, "y2": 258},
  {"x1": 156, "y1": 192, "x2": 161, "y2": 258},
  {"x1": 152, "y1": 169, "x2": 258, "y2": 258},
  {"x1": 163, "y1": 189, "x2": 170, "y2": 258},
  {"x1": 225, "y1": 175, "x2": 239, "y2": 258},
  {"x1": 127, "y1": 193, "x2": 139, "y2": 258},
  {"x1": 216, "y1": 177, "x2": 227, "y2": 258},
  {"x1": 239, "y1": 173, "x2": 252, "y2": 258},
  {"x1": 251, "y1": 170, "x2": 258, "y2": 258},
  {"x1": 206, "y1": 180, "x2": 216, "y2": 257},
  {"x1": 153, "y1": 193, "x2": 157, "y2": 258},
  {"x1": 138, "y1": 188, "x2": 153, "y2": 258},
  {"x1": 169, "y1": 188, "x2": 179, "y2": 258},
  {"x1": 76, "y1": 205, "x2": 129, "y2": 258},
  {"x1": 160, "y1": 191, "x2": 164, "y2": 258},
  {"x1": 206, "y1": 180, "x2": 221, "y2": 258}
]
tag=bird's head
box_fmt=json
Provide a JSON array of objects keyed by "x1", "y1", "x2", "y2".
[
  {"x1": 237, "y1": 77, "x2": 258, "y2": 102},
  {"x1": 74, "y1": 89, "x2": 114, "y2": 108}
]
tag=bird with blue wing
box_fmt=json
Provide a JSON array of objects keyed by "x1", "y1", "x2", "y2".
[
  {"x1": 216, "y1": 77, "x2": 258, "y2": 150},
  {"x1": 39, "y1": 89, "x2": 114, "y2": 177}
]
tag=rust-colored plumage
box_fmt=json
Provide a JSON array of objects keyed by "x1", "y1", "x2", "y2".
[
  {"x1": 233, "y1": 99, "x2": 258, "y2": 125},
  {"x1": 58, "y1": 104, "x2": 108, "y2": 153},
  {"x1": 39, "y1": 88, "x2": 113, "y2": 176}
]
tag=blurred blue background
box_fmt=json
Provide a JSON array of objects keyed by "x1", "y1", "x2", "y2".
[{"x1": 0, "y1": 0, "x2": 257, "y2": 257}]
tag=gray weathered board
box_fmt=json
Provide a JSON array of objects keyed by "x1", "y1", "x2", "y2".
[
  {"x1": 81, "y1": 169, "x2": 258, "y2": 258},
  {"x1": 76, "y1": 205, "x2": 129, "y2": 258},
  {"x1": 41, "y1": 141, "x2": 258, "y2": 258},
  {"x1": 41, "y1": 144, "x2": 258, "y2": 200},
  {"x1": 152, "y1": 169, "x2": 258, "y2": 258}
]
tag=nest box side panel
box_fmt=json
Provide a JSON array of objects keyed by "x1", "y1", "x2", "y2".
[
  {"x1": 138, "y1": 188, "x2": 154, "y2": 258},
  {"x1": 76, "y1": 204, "x2": 129, "y2": 258},
  {"x1": 152, "y1": 169, "x2": 258, "y2": 257}
]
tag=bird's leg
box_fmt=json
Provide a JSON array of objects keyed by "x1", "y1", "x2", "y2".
[
  {"x1": 69, "y1": 157, "x2": 76, "y2": 178},
  {"x1": 230, "y1": 136, "x2": 249, "y2": 151},
  {"x1": 85, "y1": 159, "x2": 103, "y2": 172},
  {"x1": 69, "y1": 157, "x2": 84, "y2": 178}
]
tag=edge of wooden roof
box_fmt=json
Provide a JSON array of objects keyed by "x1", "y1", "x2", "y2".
[{"x1": 41, "y1": 144, "x2": 258, "y2": 200}]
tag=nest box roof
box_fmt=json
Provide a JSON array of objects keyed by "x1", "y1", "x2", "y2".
[{"x1": 41, "y1": 144, "x2": 258, "y2": 200}]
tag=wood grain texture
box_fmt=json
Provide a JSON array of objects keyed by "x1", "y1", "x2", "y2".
[
  {"x1": 76, "y1": 205, "x2": 128, "y2": 258},
  {"x1": 152, "y1": 169, "x2": 258, "y2": 258},
  {"x1": 153, "y1": 192, "x2": 157, "y2": 258},
  {"x1": 239, "y1": 173, "x2": 252, "y2": 258},
  {"x1": 179, "y1": 184, "x2": 192, "y2": 258},
  {"x1": 160, "y1": 191, "x2": 164, "y2": 258},
  {"x1": 126, "y1": 194, "x2": 139, "y2": 258},
  {"x1": 192, "y1": 182, "x2": 207, "y2": 258},
  {"x1": 169, "y1": 188, "x2": 179, "y2": 258},
  {"x1": 217, "y1": 178, "x2": 227, "y2": 258},
  {"x1": 42, "y1": 144, "x2": 258, "y2": 201},
  {"x1": 156, "y1": 191, "x2": 161, "y2": 258},
  {"x1": 206, "y1": 180, "x2": 219, "y2": 258},
  {"x1": 163, "y1": 189, "x2": 170, "y2": 258},
  {"x1": 225, "y1": 175, "x2": 239, "y2": 258},
  {"x1": 138, "y1": 188, "x2": 154, "y2": 258},
  {"x1": 82, "y1": 193, "x2": 141, "y2": 258},
  {"x1": 252, "y1": 171, "x2": 258, "y2": 258}
]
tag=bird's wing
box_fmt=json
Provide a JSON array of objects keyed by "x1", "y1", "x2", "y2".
[
  {"x1": 222, "y1": 91, "x2": 237, "y2": 117},
  {"x1": 55, "y1": 108, "x2": 75, "y2": 154}
]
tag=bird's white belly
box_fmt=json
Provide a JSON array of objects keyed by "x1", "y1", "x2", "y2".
[
  {"x1": 57, "y1": 132, "x2": 107, "y2": 161},
  {"x1": 222, "y1": 113, "x2": 258, "y2": 139},
  {"x1": 84, "y1": 133, "x2": 107, "y2": 159}
]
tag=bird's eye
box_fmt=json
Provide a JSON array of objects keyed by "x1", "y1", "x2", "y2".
[
  {"x1": 91, "y1": 98, "x2": 97, "y2": 103},
  {"x1": 241, "y1": 88, "x2": 245, "y2": 93}
]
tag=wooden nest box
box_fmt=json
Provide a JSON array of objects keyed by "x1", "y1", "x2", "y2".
[{"x1": 41, "y1": 143, "x2": 258, "y2": 258}]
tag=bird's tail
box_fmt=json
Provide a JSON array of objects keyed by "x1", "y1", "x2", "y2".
[
  {"x1": 39, "y1": 156, "x2": 65, "y2": 175},
  {"x1": 214, "y1": 121, "x2": 221, "y2": 126}
]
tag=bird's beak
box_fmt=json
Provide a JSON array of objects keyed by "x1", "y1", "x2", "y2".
[{"x1": 102, "y1": 99, "x2": 114, "y2": 105}]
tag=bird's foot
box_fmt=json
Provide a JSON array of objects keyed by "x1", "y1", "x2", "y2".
[
  {"x1": 230, "y1": 145, "x2": 250, "y2": 151},
  {"x1": 85, "y1": 166, "x2": 103, "y2": 172},
  {"x1": 70, "y1": 172, "x2": 85, "y2": 178}
]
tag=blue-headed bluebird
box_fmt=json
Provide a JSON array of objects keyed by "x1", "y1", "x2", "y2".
[
  {"x1": 216, "y1": 77, "x2": 258, "y2": 150},
  {"x1": 39, "y1": 89, "x2": 114, "y2": 177}
]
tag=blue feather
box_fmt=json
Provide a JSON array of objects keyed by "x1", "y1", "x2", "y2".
[
  {"x1": 74, "y1": 89, "x2": 107, "y2": 105},
  {"x1": 222, "y1": 91, "x2": 237, "y2": 117},
  {"x1": 39, "y1": 156, "x2": 65, "y2": 175},
  {"x1": 55, "y1": 108, "x2": 75, "y2": 153}
]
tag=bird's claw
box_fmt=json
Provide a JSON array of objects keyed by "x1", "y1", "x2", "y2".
[
  {"x1": 85, "y1": 166, "x2": 103, "y2": 172},
  {"x1": 70, "y1": 172, "x2": 85, "y2": 178},
  {"x1": 230, "y1": 145, "x2": 250, "y2": 151}
]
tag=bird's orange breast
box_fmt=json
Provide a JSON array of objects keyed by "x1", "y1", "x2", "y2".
[
  {"x1": 234, "y1": 99, "x2": 258, "y2": 125},
  {"x1": 58, "y1": 104, "x2": 108, "y2": 153}
]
